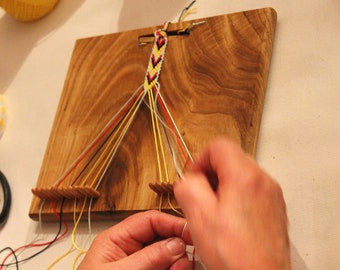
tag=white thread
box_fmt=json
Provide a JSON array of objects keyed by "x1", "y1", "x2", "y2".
[
  {"x1": 142, "y1": 83, "x2": 192, "y2": 179},
  {"x1": 51, "y1": 84, "x2": 145, "y2": 188},
  {"x1": 94, "y1": 88, "x2": 147, "y2": 190},
  {"x1": 181, "y1": 221, "x2": 188, "y2": 239},
  {"x1": 155, "y1": 87, "x2": 193, "y2": 162}
]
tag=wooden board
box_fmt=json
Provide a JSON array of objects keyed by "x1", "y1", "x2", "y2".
[{"x1": 29, "y1": 7, "x2": 277, "y2": 221}]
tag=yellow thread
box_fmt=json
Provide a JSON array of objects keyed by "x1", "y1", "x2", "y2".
[
  {"x1": 79, "y1": 89, "x2": 145, "y2": 188},
  {"x1": 72, "y1": 251, "x2": 86, "y2": 270},
  {"x1": 179, "y1": 7, "x2": 197, "y2": 22},
  {"x1": 158, "y1": 193, "x2": 163, "y2": 211},
  {"x1": 167, "y1": 193, "x2": 183, "y2": 216},
  {"x1": 148, "y1": 90, "x2": 164, "y2": 183},
  {"x1": 148, "y1": 87, "x2": 171, "y2": 185},
  {"x1": 71, "y1": 199, "x2": 88, "y2": 253},
  {"x1": 152, "y1": 92, "x2": 170, "y2": 183},
  {"x1": 87, "y1": 90, "x2": 145, "y2": 188},
  {"x1": 46, "y1": 246, "x2": 74, "y2": 270},
  {"x1": 88, "y1": 110, "x2": 136, "y2": 187},
  {"x1": 47, "y1": 198, "x2": 89, "y2": 269}
]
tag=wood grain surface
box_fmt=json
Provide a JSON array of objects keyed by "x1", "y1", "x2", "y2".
[{"x1": 29, "y1": 7, "x2": 277, "y2": 221}]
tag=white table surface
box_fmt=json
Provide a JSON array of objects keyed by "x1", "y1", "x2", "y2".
[{"x1": 0, "y1": 0, "x2": 339, "y2": 269}]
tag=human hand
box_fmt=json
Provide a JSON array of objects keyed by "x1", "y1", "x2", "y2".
[
  {"x1": 78, "y1": 210, "x2": 192, "y2": 270},
  {"x1": 174, "y1": 137, "x2": 291, "y2": 270}
]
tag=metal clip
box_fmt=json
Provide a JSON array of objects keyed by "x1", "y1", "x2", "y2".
[
  {"x1": 176, "y1": 21, "x2": 206, "y2": 35},
  {"x1": 138, "y1": 21, "x2": 206, "y2": 46}
]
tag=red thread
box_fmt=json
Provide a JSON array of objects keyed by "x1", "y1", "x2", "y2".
[
  {"x1": 55, "y1": 87, "x2": 144, "y2": 188},
  {"x1": 146, "y1": 72, "x2": 158, "y2": 84},
  {"x1": 151, "y1": 54, "x2": 163, "y2": 68},
  {"x1": 156, "y1": 36, "x2": 166, "y2": 49},
  {"x1": 0, "y1": 200, "x2": 68, "y2": 267}
]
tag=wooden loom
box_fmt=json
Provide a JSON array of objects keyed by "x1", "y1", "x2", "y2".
[{"x1": 29, "y1": 8, "x2": 277, "y2": 221}]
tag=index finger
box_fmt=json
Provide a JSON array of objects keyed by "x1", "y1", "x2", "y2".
[{"x1": 107, "y1": 210, "x2": 192, "y2": 253}]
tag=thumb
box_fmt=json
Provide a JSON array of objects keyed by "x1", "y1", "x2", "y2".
[{"x1": 115, "y1": 237, "x2": 187, "y2": 270}]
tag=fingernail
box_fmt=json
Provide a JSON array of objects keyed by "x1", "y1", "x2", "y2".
[{"x1": 166, "y1": 238, "x2": 186, "y2": 256}]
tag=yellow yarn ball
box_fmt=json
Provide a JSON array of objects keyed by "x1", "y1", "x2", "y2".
[
  {"x1": 0, "y1": 95, "x2": 6, "y2": 139},
  {"x1": 0, "y1": 0, "x2": 59, "y2": 22}
]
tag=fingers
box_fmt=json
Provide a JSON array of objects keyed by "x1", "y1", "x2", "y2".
[
  {"x1": 174, "y1": 137, "x2": 260, "y2": 257},
  {"x1": 116, "y1": 210, "x2": 190, "y2": 243},
  {"x1": 174, "y1": 172, "x2": 217, "y2": 222},
  {"x1": 79, "y1": 210, "x2": 192, "y2": 269},
  {"x1": 188, "y1": 137, "x2": 246, "y2": 188},
  {"x1": 175, "y1": 137, "x2": 243, "y2": 212},
  {"x1": 174, "y1": 171, "x2": 217, "y2": 258},
  {"x1": 174, "y1": 137, "x2": 238, "y2": 236},
  {"x1": 174, "y1": 137, "x2": 291, "y2": 270},
  {"x1": 95, "y1": 211, "x2": 192, "y2": 261},
  {"x1": 113, "y1": 237, "x2": 188, "y2": 270},
  {"x1": 188, "y1": 137, "x2": 267, "y2": 195}
]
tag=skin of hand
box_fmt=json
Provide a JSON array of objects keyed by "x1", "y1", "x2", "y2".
[
  {"x1": 174, "y1": 137, "x2": 291, "y2": 270},
  {"x1": 78, "y1": 210, "x2": 192, "y2": 270}
]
